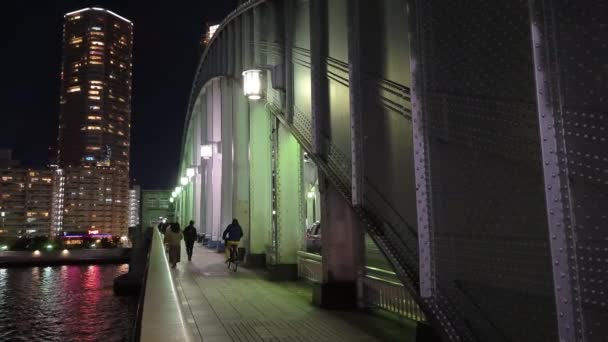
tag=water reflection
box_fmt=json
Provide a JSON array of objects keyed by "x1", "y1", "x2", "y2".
[{"x1": 0, "y1": 264, "x2": 136, "y2": 341}]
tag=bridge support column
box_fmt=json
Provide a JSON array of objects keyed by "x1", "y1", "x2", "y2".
[
  {"x1": 313, "y1": 174, "x2": 364, "y2": 309},
  {"x1": 268, "y1": 123, "x2": 303, "y2": 280},
  {"x1": 232, "y1": 83, "x2": 251, "y2": 259},
  {"x1": 248, "y1": 103, "x2": 272, "y2": 267}
]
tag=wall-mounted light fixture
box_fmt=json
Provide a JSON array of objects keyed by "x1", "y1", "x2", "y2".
[
  {"x1": 175, "y1": 186, "x2": 182, "y2": 194},
  {"x1": 242, "y1": 69, "x2": 263, "y2": 100},
  {"x1": 180, "y1": 177, "x2": 189, "y2": 186},
  {"x1": 169, "y1": 198, "x2": 174, "y2": 203},
  {"x1": 186, "y1": 167, "x2": 196, "y2": 178},
  {"x1": 201, "y1": 144, "x2": 213, "y2": 160}
]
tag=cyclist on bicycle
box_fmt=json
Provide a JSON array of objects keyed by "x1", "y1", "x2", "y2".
[{"x1": 222, "y1": 219, "x2": 243, "y2": 262}]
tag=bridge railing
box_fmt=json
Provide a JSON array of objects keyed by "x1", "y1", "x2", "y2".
[
  {"x1": 138, "y1": 228, "x2": 195, "y2": 341},
  {"x1": 296, "y1": 251, "x2": 425, "y2": 322}
]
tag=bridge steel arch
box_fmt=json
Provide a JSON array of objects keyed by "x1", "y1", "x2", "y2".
[{"x1": 175, "y1": 1, "x2": 608, "y2": 341}]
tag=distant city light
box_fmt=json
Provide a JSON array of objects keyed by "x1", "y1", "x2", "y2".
[
  {"x1": 46, "y1": 245, "x2": 53, "y2": 250},
  {"x1": 33, "y1": 250, "x2": 41, "y2": 256},
  {"x1": 91, "y1": 244, "x2": 96, "y2": 248},
  {"x1": 209, "y1": 24, "x2": 219, "y2": 37},
  {"x1": 0, "y1": 245, "x2": 8, "y2": 251},
  {"x1": 62, "y1": 249, "x2": 69, "y2": 255}
]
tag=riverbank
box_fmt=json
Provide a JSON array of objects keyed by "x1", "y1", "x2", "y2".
[{"x1": 0, "y1": 248, "x2": 131, "y2": 267}]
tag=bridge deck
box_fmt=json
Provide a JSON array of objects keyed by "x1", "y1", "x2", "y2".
[{"x1": 165, "y1": 245, "x2": 415, "y2": 342}]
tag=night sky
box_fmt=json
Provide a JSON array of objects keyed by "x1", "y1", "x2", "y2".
[{"x1": 0, "y1": 1, "x2": 237, "y2": 189}]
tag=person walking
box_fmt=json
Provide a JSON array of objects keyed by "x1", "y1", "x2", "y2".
[
  {"x1": 164, "y1": 223, "x2": 183, "y2": 268},
  {"x1": 183, "y1": 220, "x2": 197, "y2": 262},
  {"x1": 222, "y1": 219, "x2": 243, "y2": 262}
]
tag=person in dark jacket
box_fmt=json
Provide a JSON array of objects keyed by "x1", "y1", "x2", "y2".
[
  {"x1": 183, "y1": 220, "x2": 197, "y2": 261},
  {"x1": 222, "y1": 219, "x2": 243, "y2": 261}
]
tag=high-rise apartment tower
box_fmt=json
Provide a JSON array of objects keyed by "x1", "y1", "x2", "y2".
[{"x1": 57, "y1": 8, "x2": 133, "y2": 236}]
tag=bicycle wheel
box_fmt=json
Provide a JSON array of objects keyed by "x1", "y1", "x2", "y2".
[{"x1": 230, "y1": 248, "x2": 238, "y2": 272}]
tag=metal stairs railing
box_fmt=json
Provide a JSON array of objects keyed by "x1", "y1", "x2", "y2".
[{"x1": 265, "y1": 103, "x2": 472, "y2": 341}]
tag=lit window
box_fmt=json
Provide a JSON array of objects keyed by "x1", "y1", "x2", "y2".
[
  {"x1": 87, "y1": 126, "x2": 102, "y2": 131},
  {"x1": 69, "y1": 37, "x2": 83, "y2": 45},
  {"x1": 86, "y1": 146, "x2": 101, "y2": 150},
  {"x1": 90, "y1": 55, "x2": 103, "y2": 60},
  {"x1": 89, "y1": 96, "x2": 101, "y2": 100},
  {"x1": 91, "y1": 26, "x2": 102, "y2": 31},
  {"x1": 69, "y1": 15, "x2": 81, "y2": 21},
  {"x1": 90, "y1": 32, "x2": 104, "y2": 37},
  {"x1": 91, "y1": 41, "x2": 104, "y2": 46},
  {"x1": 117, "y1": 131, "x2": 124, "y2": 136},
  {"x1": 67, "y1": 86, "x2": 81, "y2": 93},
  {"x1": 90, "y1": 81, "x2": 103, "y2": 85},
  {"x1": 113, "y1": 23, "x2": 121, "y2": 29},
  {"x1": 90, "y1": 105, "x2": 101, "y2": 110},
  {"x1": 90, "y1": 61, "x2": 103, "y2": 65},
  {"x1": 90, "y1": 85, "x2": 103, "y2": 90},
  {"x1": 89, "y1": 90, "x2": 100, "y2": 95},
  {"x1": 1, "y1": 176, "x2": 13, "y2": 181},
  {"x1": 87, "y1": 116, "x2": 102, "y2": 121}
]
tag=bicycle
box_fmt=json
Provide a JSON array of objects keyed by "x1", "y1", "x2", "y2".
[{"x1": 226, "y1": 243, "x2": 238, "y2": 272}]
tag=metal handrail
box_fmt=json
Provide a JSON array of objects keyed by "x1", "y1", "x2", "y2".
[
  {"x1": 139, "y1": 229, "x2": 194, "y2": 341},
  {"x1": 297, "y1": 250, "x2": 322, "y2": 262}
]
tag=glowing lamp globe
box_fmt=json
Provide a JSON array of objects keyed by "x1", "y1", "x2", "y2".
[
  {"x1": 186, "y1": 168, "x2": 196, "y2": 178},
  {"x1": 242, "y1": 69, "x2": 263, "y2": 100},
  {"x1": 200, "y1": 144, "x2": 213, "y2": 160}
]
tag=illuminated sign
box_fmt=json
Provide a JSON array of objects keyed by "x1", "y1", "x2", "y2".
[{"x1": 88, "y1": 230, "x2": 99, "y2": 235}]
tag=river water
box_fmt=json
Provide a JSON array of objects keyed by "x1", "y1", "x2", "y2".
[{"x1": 0, "y1": 264, "x2": 137, "y2": 342}]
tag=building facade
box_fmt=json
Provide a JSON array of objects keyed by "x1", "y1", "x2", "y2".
[
  {"x1": 57, "y1": 8, "x2": 133, "y2": 236},
  {"x1": 0, "y1": 168, "x2": 56, "y2": 238},
  {"x1": 141, "y1": 190, "x2": 173, "y2": 228}
]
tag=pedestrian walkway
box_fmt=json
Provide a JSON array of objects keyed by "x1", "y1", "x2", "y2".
[{"x1": 170, "y1": 245, "x2": 417, "y2": 342}]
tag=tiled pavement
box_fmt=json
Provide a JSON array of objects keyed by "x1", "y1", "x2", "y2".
[{"x1": 170, "y1": 245, "x2": 416, "y2": 342}]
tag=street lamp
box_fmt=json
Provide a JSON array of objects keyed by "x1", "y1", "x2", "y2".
[
  {"x1": 242, "y1": 69, "x2": 263, "y2": 100},
  {"x1": 200, "y1": 144, "x2": 213, "y2": 160}
]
